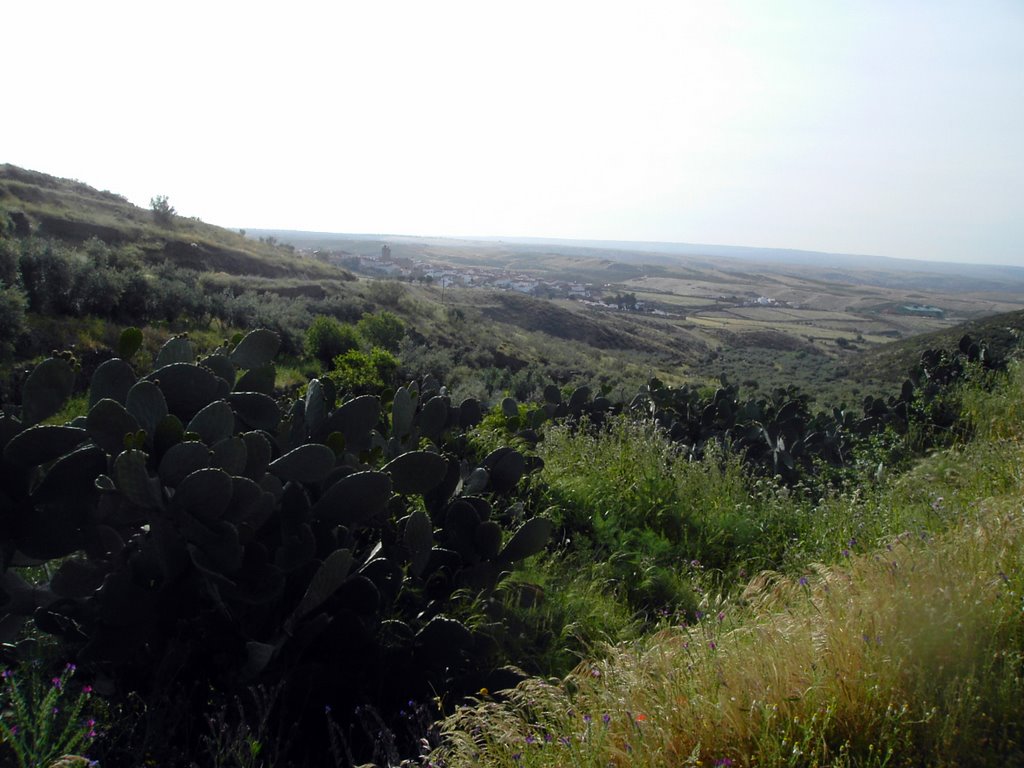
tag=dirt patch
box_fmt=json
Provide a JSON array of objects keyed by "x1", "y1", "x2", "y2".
[{"x1": 36, "y1": 214, "x2": 127, "y2": 243}]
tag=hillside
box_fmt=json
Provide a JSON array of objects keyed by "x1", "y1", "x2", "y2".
[
  {"x1": 256, "y1": 228, "x2": 1024, "y2": 404},
  {"x1": 0, "y1": 165, "x2": 352, "y2": 281},
  {"x1": 853, "y1": 307, "x2": 1024, "y2": 385},
  {"x1": 3, "y1": 163, "x2": 1023, "y2": 407}
]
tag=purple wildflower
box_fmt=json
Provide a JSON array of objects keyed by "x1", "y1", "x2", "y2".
[
  {"x1": 602, "y1": 713, "x2": 611, "y2": 726},
  {"x1": 798, "y1": 576, "x2": 809, "y2": 587}
]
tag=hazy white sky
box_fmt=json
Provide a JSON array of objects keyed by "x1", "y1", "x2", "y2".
[{"x1": 4, "y1": 1, "x2": 1023, "y2": 265}]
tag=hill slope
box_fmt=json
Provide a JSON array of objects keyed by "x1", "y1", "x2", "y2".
[{"x1": 0, "y1": 164, "x2": 352, "y2": 280}]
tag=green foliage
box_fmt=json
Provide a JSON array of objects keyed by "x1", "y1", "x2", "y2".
[
  {"x1": 117, "y1": 326, "x2": 144, "y2": 359},
  {"x1": 434, "y1": 355, "x2": 1024, "y2": 768},
  {"x1": 492, "y1": 556, "x2": 641, "y2": 677},
  {"x1": 0, "y1": 280, "x2": 27, "y2": 360},
  {"x1": 328, "y1": 347, "x2": 399, "y2": 394},
  {"x1": 149, "y1": 194, "x2": 175, "y2": 226},
  {"x1": 0, "y1": 236, "x2": 20, "y2": 285},
  {"x1": 537, "y1": 416, "x2": 776, "y2": 616},
  {"x1": 366, "y1": 278, "x2": 407, "y2": 307},
  {"x1": 0, "y1": 663, "x2": 99, "y2": 768},
  {"x1": 0, "y1": 330, "x2": 552, "y2": 765},
  {"x1": 356, "y1": 310, "x2": 405, "y2": 352},
  {"x1": 303, "y1": 314, "x2": 359, "y2": 365}
]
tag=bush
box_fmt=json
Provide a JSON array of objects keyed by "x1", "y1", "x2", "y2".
[
  {"x1": 0, "y1": 282, "x2": 27, "y2": 360},
  {"x1": 366, "y1": 279, "x2": 407, "y2": 308},
  {"x1": 535, "y1": 415, "x2": 797, "y2": 615},
  {"x1": 356, "y1": 310, "x2": 405, "y2": 352},
  {"x1": 328, "y1": 347, "x2": 399, "y2": 394},
  {"x1": 0, "y1": 238, "x2": 19, "y2": 287},
  {"x1": 303, "y1": 314, "x2": 360, "y2": 366},
  {"x1": 150, "y1": 195, "x2": 176, "y2": 226}
]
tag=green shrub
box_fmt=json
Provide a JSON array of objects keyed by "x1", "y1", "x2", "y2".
[
  {"x1": 328, "y1": 346, "x2": 399, "y2": 394},
  {"x1": 535, "y1": 415, "x2": 806, "y2": 614},
  {"x1": 366, "y1": 278, "x2": 407, "y2": 307},
  {"x1": 303, "y1": 314, "x2": 359, "y2": 365},
  {"x1": 0, "y1": 281, "x2": 27, "y2": 360},
  {"x1": 0, "y1": 238, "x2": 19, "y2": 286},
  {"x1": 356, "y1": 310, "x2": 405, "y2": 352}
]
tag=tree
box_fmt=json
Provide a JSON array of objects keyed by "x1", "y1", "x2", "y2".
[
  {"x1": 150, "y1": 195, "x2": 176, "y2": 226},
  {"x1": 329, "y1": 347, "x2": 398, "y2": 394},
  {"x1": 304, "y1": 315, "x2": 360, "y2": 366},
  {"x1": 356, "y1": 311, "x2": 405, "y2": 352}
]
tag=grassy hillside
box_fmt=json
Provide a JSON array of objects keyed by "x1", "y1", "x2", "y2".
[
  {"x1": 0, "y1": 164, "x2": 352, "y2": 280},
  {"x1": 4, "y1": 163, "x2": 1024, "y2": 410},
  {"x1": 260, "y1": 228, "x2": 1024, "y2": 405},
  {"x1": 434, "y1": 364, "x2": 1024, "y2": 768},
  {"x1": 855, "y1": 307, "x2": 1024, "y2": 385}
]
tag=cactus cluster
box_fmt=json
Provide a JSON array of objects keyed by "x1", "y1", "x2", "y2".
[
  {"x1": 0, "y1": 329, "x2": 550, "y2": 763},
  {"x1": 498, "y1": 334, "x2": 1002, "y2": 488},
  {"x1": 625, "y1": 336, "x2": 1001, "y2": 484}
]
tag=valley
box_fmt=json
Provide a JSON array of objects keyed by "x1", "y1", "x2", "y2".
[{"x1": 2, "y1": 165, "x2": 1024, "y2": 767}]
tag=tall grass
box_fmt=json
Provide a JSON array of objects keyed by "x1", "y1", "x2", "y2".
[
  {"x1": 538, "y1": 416, "x2": 797, "y2": 581},
  {"x1": 433, "y1": 366, "x2": 1024, "y2": 767}
]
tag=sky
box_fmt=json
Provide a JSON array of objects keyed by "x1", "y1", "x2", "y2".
[{"x1": 3, "y1": 1, "x2": 1023, "y2": 266}]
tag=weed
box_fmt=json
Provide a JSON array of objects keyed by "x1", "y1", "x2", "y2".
[{"x1": 0, "y1": 663, "x2": 99, "y2": 768}]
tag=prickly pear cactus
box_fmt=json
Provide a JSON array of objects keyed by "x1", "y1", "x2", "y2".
[{"x1": 0, "y1": 328, "x2": 552, "y2": 765}]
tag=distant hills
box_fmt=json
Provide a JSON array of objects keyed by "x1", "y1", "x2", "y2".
[
  {"x1": 249, "y1": 229, "x2": 1024, "y2": 295},
  {"x1": 3, "y1": 163, "x2": 1022, "y2": 406}
]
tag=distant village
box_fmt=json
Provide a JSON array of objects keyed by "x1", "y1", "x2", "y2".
[
  {"x1": 306, "y1": 244, "x2": 946, "y2": 321},
  {"x1": 315, "y1": 244, "x2": 605, "y2": 301}
]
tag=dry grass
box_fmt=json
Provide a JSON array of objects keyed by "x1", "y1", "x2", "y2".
[
  {"x1": 434, "y1": 357, "x2": 1024, "y2": 768},
  {"x1": 436, "y1": 500, "x2": 1024, "y2": 767}
]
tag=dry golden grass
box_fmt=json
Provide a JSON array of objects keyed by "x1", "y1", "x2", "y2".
[{"x1": 437, "y1": 500, "x2": 1023, "y2": 766}]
